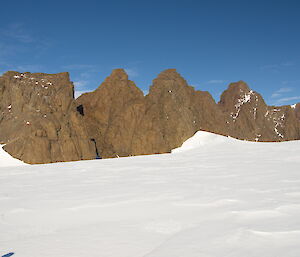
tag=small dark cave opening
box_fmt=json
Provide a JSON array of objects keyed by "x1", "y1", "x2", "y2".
[
  {"x1": 90, "y1": 138, "x2": 101, "y2": 159},
  {"x1": 76, "y1": 105, "x2": 84, "y2": 116}
]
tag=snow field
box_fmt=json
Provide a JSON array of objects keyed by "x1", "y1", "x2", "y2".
[{"x1": 0, "y1": 131, "x2": 300, "y2": 256}]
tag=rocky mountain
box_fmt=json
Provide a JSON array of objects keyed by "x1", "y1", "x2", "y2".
[
  {"x1": 76, "y1": 69, "x2": 300, "y2": 159},
  {"x1": 0, "y1": 71, "x2": 96, "y2": 164},
  {"x1": 77, "y1": 69, "x2": 228, "y2": 158},
  {"x1": 76, "y1": 69, "x2": 145, "y2": 158},
  {"x1": 129, "y1": 69, "x2": 227, "y2": 156},
  {"x1": 219, "y1": 81, "x2": 300, "y2": 141},
  {"x1": 0, "y1": 69, "x2": 299, "y2": 164}
]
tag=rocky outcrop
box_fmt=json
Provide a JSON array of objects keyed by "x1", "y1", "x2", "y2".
[
  {"x1": 76, "y1": 69, "x2": 145, "y2": 158},
  {"x1": 219, "y1": 81, "x2": 300, "y2": 141},
  {"x1": 130, "y1": 69, "x2": 227, "y2": 155},
  {"x1": 1, "y1": 69, "x2": 300, "y2": 164},
  {"x1": 0, "y1": 71, "x2": 96, "y2": 164},
  {"x1": 294, "y1": 103, "x2": 300, "y2": 121},
  {"x1": 76, "y1": 69, "x2": 228, "y2": 158},
  {"x1": 77, "y1": 69, "x2": 300, "y2": 159}
]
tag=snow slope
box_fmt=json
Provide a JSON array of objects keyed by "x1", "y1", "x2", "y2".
[{"x1": 0, "y1": 131, "x2": 300, "y2": 257}]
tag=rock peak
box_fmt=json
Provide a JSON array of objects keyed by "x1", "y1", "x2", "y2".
[
  {"x1": 160, "y1": 68, "x2": 178, "y2": 73},
  {"x1": 227, "y1": 80, "x2": 250, "y2": 92},
  {"x1": 149, "y1": 69, "x2": 188, "y2": 95},
  {"x1": 109, "y1": 69, "x2": 128, "y2": 80},
  {"x1": 156, "y1": 69, "x2": 182, "y2": 80}
]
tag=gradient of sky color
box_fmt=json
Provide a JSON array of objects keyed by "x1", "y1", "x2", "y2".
[{"x1": 0, "y1": 0, "x2": 299, "y2": 105}]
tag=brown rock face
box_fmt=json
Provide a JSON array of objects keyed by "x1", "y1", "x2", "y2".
[
  {"x1": 131, "y1": 69, "x2": 226, "y2": 155},
  {"x1": 77, "y1": 69, "x2": 227, "y2": 158},
  {"x1": 76, "y1": 69, "x2": 145, "y2": 158},
  {"x1": 1, "y1": 68, "x2": 300, "y2": 164},
  {"x1": 77, "y1": 70, "x2": 300, "y2": 160},
  {"x1": 295, "y1": 103, "x2": 300, "y2": 121},
  {"x1": 0, "y1": 71, "x2": 96, "y2": 164},
  {"x1": 219, "y1": 81, "x2": 300, "y2": 141}
]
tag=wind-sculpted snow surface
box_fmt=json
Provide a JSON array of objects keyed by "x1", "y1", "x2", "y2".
[{"x1": 0, "y1": 132, "x2": 300, "y2": 257}]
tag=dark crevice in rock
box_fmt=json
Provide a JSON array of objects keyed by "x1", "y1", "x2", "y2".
[
  {"x1": 76, "y1": 105, "x2": 84, "y2": 116},
  {"x1": 90, "y1": 138, "x2": 101, "y2": 159}
]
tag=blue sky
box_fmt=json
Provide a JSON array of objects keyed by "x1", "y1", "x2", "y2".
[{"x1": 0, "y1": 0, "x2": 299, "y2": 105}]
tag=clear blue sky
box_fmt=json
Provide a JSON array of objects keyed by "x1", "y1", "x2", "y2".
[{"x1": 0, "y1": 0, "x2": 299, "y2": 105}]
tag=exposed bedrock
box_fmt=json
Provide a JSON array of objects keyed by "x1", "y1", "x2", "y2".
[
  {"x1": 0, "y1": 71, "x2": 95, "y2": 164},
  {"x1": 1, "y1": 69, "x2": 299, "y2": 163},
  {"x1": 77, "y1": 69, "x2": 300, "y2": 159}
]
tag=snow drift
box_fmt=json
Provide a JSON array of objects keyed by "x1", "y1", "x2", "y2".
[
  {"x1": 172, "y1": 131, "x2": 236, "y2": 152},
  {"x1": 0, "y1": 131, "x2": 300, "y2": 257}
]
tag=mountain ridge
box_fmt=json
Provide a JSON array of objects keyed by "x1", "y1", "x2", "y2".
[{"x1": 0, "y1": 68, "x2": 299, "y2": 163}]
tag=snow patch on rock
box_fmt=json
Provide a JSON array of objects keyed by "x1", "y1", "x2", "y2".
[{"x1": 231, "y1": 90, "x2": 254, "y2": 121}]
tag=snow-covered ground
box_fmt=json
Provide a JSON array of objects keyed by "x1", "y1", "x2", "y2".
[{"x1": 0, "y1": 131, "x2": 300, "y2": 257}]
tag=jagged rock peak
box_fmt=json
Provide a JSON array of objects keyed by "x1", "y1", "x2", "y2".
[
  {"x1": 94, "y1": 68, "x2": 142, "y2": 94},
  {"x1": 109, "y1": 68, "x2": 129, "y2": 80},
  {"x1": 88, "y1": 68, "x2": 144, "y2": 100},
  {"x1": 219, "y1": 80, "x2": 263, "y2": 108},
  {"x1": 156, "y1": 69, "x2": 182, "y2": 79},
  {"x1": 149, "y1": 69, "x2": 190, "y2": 96},
  {"x1": 227, "y1": 80, "x2": 250, "y2": 92},
  {"x1": 220, "y1": 81, "x2": 248, "y2": 105}
]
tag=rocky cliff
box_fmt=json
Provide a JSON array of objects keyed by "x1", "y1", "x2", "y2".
[
  {"x1": 0, "y1": 71, "x2": 96, "y2": 164},
  {"x1": 130, "y1": 69, "x2": 227, "y2": 156},
  {"x1": 1, "y1": 69, "x2": 299, "y2": 164},
  {"x1": 77, "y1": 69, "x2": 228, "y2": 158},
  {"x1": 294, "y1": 103, "x2": 300, "y2": 121},
  {"x1": 219, "y1": 81, "x2": 300, "y2": 141},
  {"x1": 76, "y1": 69, "x2": 145, "y2": 158},
  {"x1": 76, "y1": 69, "x2": 300, "y2": 159}
]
